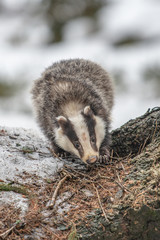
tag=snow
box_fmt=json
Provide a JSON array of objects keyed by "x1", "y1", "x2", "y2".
[
  {"x1": 0, "y1": 126, "x2": 63, "y2": 182},
  {"x1": 0, "y1": 125, "x2": 63, "y2": 215},
  {"x1": 0, "y1": 191, "x2": 29, "y2": 217},
  {"x1": 104, "y1": 0, "x2": 160, "y2": 39},
  {"x1": 0, "y1": 125, "x2": 80, "y2": 219}
]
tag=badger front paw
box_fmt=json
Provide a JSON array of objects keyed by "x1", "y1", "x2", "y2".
[
  {"x1": 99, "y1": 148, "x2": 110, "y2": 164},
  {"x1": 54, "y1": 149, "x2": 71, "y2": 159},
  {"x1": 51, "y1": 143, "x2": 70, "y2": 159},
  {"x1": 56, "y1": 151, "x2": 67, "y2": 158}
]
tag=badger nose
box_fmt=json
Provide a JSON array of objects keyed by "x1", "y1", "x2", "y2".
[{"x1": 86, "y1": 156, "x2": 97, "y2": 164}]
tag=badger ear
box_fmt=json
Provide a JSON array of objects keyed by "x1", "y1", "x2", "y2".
[
  {"x1": 83, "y1": 106, "x2": 93, "y2": 117},
  {"x1": 56, "y1": 116, "x2": 68, "y2": 129}
]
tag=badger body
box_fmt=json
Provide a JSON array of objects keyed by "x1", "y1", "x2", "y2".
[{"x1": 31, "y1": 59, "x2": 114, "y2": 164}]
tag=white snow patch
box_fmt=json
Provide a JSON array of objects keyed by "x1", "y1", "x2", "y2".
[
  {"x1": 0, "y1": 191, "x2": 29, "y2": 217},
  {"x1": 0, "y1": 126, "x2": 63, "y2": 183}
]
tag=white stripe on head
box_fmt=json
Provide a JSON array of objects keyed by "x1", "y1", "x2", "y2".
[{"x1": 94, "y1": 115, "x2": 106, "y2": 149}]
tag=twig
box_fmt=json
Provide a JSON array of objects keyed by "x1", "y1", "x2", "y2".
[
  {"x1": 115, "y1": 180, "x2": 132, "y2": 193},
  {"x1": 93, "y1": 184, "x2": 109, "y2": 223},
  {"x1": 138, "y1": 136, "x2": 149, "y2": 155},
  {"x1": 62, "y1": 167, "x2": 97, "y2": 189},
  {"x1": 64, "y1": 165, "x2": 95, "y2": 181},
  {"x1": 115, "y1": 170, "x2": 132, "y2": 193},
  {"x1": 58, "y1": 192, "x2": 75, "y2": 207},
  {"x1": 115, "y1": 170, "x2": 121, "y2": 183},
  {"x1": 120, "y1": 162, "x2": 126, "y2": 174},
  {"x1": 47, "y1": 175, "x2": 69, "y2": 208},
  {"x1": 39, "y1": 223, "x2": 61, "y2": 239},
  {"x1": 110, "y1": 149, "x2": 114, "y2": 163},
  {"x1": 62, "y1": 169, "x2": 74, "y2": 178},
  {"x1": 0, "y1": 221, "x2": 19, "y2": 239}
]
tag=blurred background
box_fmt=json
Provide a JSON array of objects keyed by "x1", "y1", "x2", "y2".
[{"x1": 0, "y1": 0, "x2": 160, "y2": 131}]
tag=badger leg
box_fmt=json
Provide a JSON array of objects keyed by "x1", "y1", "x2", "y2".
[
  {"x1": 99, "y1": 133, "x2": 111, "y2": 164},
  {"x1": 99, "y1": 147, "x2": 110, "y2": 164},
  {"x1": 51, "y1": 142, "x2": 70, "y2": 158}
]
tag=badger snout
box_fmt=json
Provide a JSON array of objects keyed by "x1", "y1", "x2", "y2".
[{"x1": 86, "y1": 155, "x2": 97, "y2": 164}]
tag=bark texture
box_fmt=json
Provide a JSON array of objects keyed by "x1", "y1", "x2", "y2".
[{"x1": 111, "y1": 107, "x2": 160, "y2": 158}]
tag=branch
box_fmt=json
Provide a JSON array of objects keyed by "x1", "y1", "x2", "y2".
[
  {"x1": 93, "y1": 184, "x2": 109, "y2": 224},
  {"x1": 47, "y1": 175, "x2": 69, "y2": 208},
  {"x1": 0, "y1": 221, "x2": 20, "y2": 239}
]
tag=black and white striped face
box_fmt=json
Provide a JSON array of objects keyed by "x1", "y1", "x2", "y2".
[{"x1": 54, "y1": 106, "x2": 106, "y2": 164}]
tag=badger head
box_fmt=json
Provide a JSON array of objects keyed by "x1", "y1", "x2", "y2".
[{"x1": 54, "y1": 106, "x2": 106, "y2": 164}]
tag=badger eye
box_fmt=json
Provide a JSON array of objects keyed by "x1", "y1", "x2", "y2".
[
  {"x1": 74, "y1": 141, "x2": 80, "y2": 149},
  {"x1": 91, "y1": 136, "x2": 96, "y2": 143}
]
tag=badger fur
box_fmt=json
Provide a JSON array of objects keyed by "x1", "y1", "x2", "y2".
[{"x1": 31, "y1": 59, "x2": 114, "y2": 164}]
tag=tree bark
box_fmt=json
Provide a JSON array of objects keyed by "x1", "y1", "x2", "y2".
[{"x1": 111, "y1": 107, "x2": 160, "y2": 158}]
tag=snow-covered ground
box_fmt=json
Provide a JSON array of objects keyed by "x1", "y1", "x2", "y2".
[
  {"x1": 0, "y1": 125, "x2": 64, "y2": 221},
  {"x1": 0, "y1": 127, "x2": 63, "y2": 182},
  {"x1": 0, "y1": 0, "x2": 160, "y2": 130}
]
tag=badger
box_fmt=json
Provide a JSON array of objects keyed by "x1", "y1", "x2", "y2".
[{"x1": 31, "y1": 59, "x2": 114, "y2": 164}]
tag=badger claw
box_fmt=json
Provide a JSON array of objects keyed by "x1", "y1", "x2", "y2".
[
  {"x1": 99, "y1": 147, "x2": 110, "y2": 164},
  {"x1": 57, "y1": 152, "x2": 68, "y2": 159},
  {"x1": 99, "y1": 155, "x2": 109, "y2": 164}
]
